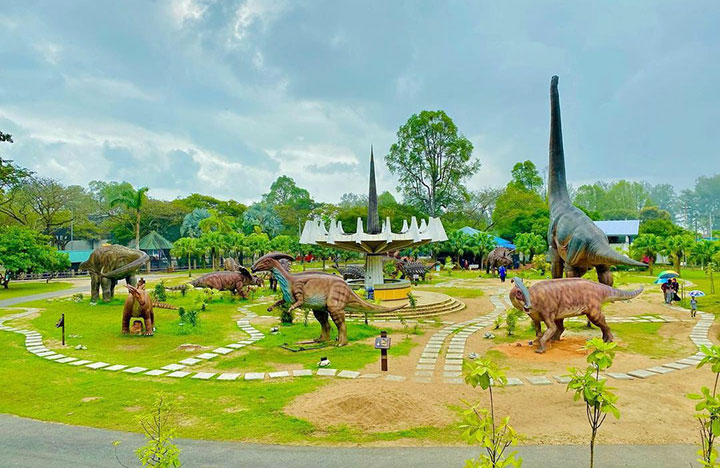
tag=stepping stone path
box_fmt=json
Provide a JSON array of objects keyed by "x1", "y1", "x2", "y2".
[{"x1": 0, "y1": 295, "x2": 715, "y2": 387}]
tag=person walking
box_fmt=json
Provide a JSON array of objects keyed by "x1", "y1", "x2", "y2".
[
  {"x1": 498, "y1": 265, "x2": 507, "y2": 283},
  {"x1": 671, "y1": 278, "x2": 681, "y2": 302},
  {"x1": 661, "y1": 281, "x2": 671, "y2": 304},
  {"x1": 690, "y1": 296, "x2": 698, "y2": 318}
]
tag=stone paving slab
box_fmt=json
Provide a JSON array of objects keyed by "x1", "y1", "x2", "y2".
[
  {"x1": 444, "y1": 378, "x2": 464, "y2": 384},
  {"x1": 677, "y1": 358, "x2": 702, "y2": 366},
  {"x1": 443, "y1": 372, "x2": 462, "y2": 378},
  {"x1": 196, "y1": 353, "x2": 218, "y2": 360},
  {"x1": 606, "y1": 372, "x2": 634, "y2": 380},
  {"x1": 167, "y1": 371, "x2": 191, "y2": 378},
  {"x1": 647, "y1": 366, "x2": 674, "y2": 374},
  {"x1": 268, "y1": 371, "x2": 291, "y2": 379},
  {"x1": 69, "y1": 360, "x2": 92, "y2": 366},
  {"x1": 293, "y1": 369, "x2": 313, "y2": 377},
  {"x1": 415, "y1": 371, "x2": 433, "y2": 377},
  {"x1": 244, "y1": 372, "x2": 265, "y2": 380},
  {"x1": 145, "y1": 369, "x2": 168, "y2": 376},
  {"x1": 663, "y1": 362, "x2": 690, "y2": 370},
  {"x1": 86, "y1": 362, "x2": 110, "y2": 369},
  {"x1": 505, "y1": 377, "x2": 523, "y2": 386},
  {"x1": 417, "y1": 364, "x2": 435, "y2": 370},
  {"x1": 27, "y1": 346, "x2": 47, "y2": 352},
  {"x1": 192, "y1": 372, "x2": 216, "y2": 380},
  {"x1": 44, "y1": 354, "x2": 65, "y2": 360},
  {"x1": 554, "y1": 376, "x2": 571, "y2": 384},
  {"x1": 162, "y1": 364, "x2": 186, "y2": 371},
  {"x1": 384, "y1": 375, "x2": 406, "y2": 382},
  {"x1": 358, "y1": 373, "x2": 379, "y2": 379},
  {"x1": 226, "y1": 343, "x2": 247, "y2": 349},
  {"x1": 104, "y1": 364, "x2": 127, "y2": 371},
  {"x1": 217, "y1": 373, "x2": 241, "y2": 381},
  {"x1": 446, "y1": 353, "x2": 464, "y2": 360},
  {"x1": 124, "y1": 366, "x2": 148, "y2": 374},
  {"x1": 35, "y1": 351, "x2": 56, "y2": 357},
  {"x1": 316, "y1": 368, "x2": 337, "y2": 377},
  {"x1": 212, "y1": 347, "x2": 233, "y2": 355},
  {"x1": 418, "y1": 359, "x2": 436, "y2": 364},
  {"x1": 627, "y1": 369, "x2": 657, "y2": 379},
  {"x1": 179, "y1": 358, "x2": 202, "y2": 365},
  {"x1": 527, "y1": 376, "x2": 553, "y2": 385},
  {"x1": 337, "y1": 370, "x2": 360, "y2": 379},
  {"x1": 56, "y1": 357, "x2": 78, "y2": 364},
  {"x1": 444, "y1": 365, "x2": 462, "y2": 372},
  {"x1": 445, "y1": 359, "x2": 463, "y2": 366}
]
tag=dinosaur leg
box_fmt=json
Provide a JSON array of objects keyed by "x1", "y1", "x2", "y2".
[
  {"x1": 127, "y1": 275, "x2": 137, "y2": 287},
  {"x1": 566, "y1": 266, "x2": 588, "y2": 278},
  {"x1": 267, "y1": 299, "x2": 284, "y2": 312},
  {"x1": 150, "y1": 309, "x2": 155, "y2": 332},
  {"x1": 90, "y1": 274, "x2": 100, "y2": 302},
  {"x1": 122, "y1": 309, "x2": 131, "y2": 334},
  {"x1": 101, "y1": 277, "x2": 112, "y2": 302},
  {"x1": 328, "y1": 308, "x2": 348, "y2": 346},
  {"x1": 551, "y1": 319, "x2": 565, "y2": 341},
  {"x1": 110, "y1": 279, "x2": 117, "y2": 299},
  {"x1": 533, "y1": 319, "x2": 542, "y2": 342},
  {"x1": 537, "y1": 318, "x2": 557, "y2": 353},
  {"x1": 313, "y1": 310, "x2": 332, "y2": 342},
  {"x1": 596, "y1": 265, "x2": 613, "y2": 286},
  {"x1": 587, "y1": 310, "x2": 613, "y2": 342},
  {"x1": 143, "y1": 313, "x2": 153, "y2": 336},
  {"x1": 549, "y1": 247, "x2": 564, "y2": 279}
]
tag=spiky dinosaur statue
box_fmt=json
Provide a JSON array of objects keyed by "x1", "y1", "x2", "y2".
[
  {"x1": 509, "y1": 277, "x2": 642, "y2": 353},
  {"x1": 395, "y1": 260, "x2": 431, "y2": 281},
  {"x1": 252, "y1": 252, "x2": 406, "y2": 346},
  {"x1": 333, "y1": 261, "x2": 365, "y2": 280},
  {"x1": 168, "y1": 268, "x2": 260, "y2": 297},
  {"x1": 79, "y1": 245, "x2": 149, "y2": 302},
  {"x1": 485, "y1": 247, "x2": 514, "y2": 274},
  {"x1": 547, "y1": 76, "x2": 646, "y2": 286}
]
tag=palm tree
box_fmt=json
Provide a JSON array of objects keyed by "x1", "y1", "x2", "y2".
[
  {"x1": 630, "y1": 234, "x2": 662, "y2": 275},
  {"x1": 447, "y1": 230, "x2": 472, "y2": 264},
  {"x1": 515, "y1": 232, "x2": 546, "y2": 264},
  {"x1": 691, "y1": 240, "x2": 718, "y2": 294},
  {"x1": 469, "y1": 231, "x2": 496, "y2": 270},
  {"x1": 662, "y1": 235, "x2": 694, "y2": 275},
  {"x1": 109, "y1": 186, "x2": 149, "y2": 249},
  {"x1": 198, "y1": 209, "x2": 234, "y2": 234},
  {"x1": 171, "y1": 237, "x2": 201, "y2": 277}
]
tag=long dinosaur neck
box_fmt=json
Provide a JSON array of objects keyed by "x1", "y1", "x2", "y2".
[
  {"x1": 270, "y1": 262, "x2": 293, "y2": 302},
  {"x1": 549, "y1": 75, "x2": 570, "y2": 206}
]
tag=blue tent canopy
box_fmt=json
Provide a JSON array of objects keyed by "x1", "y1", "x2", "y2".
[{"x1": 458, "y1": 227, "x2": 516, "y2": 250}]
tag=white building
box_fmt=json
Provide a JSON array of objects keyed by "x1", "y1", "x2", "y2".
[{"x1": 593, "y1": 220, "x2": 640, "y2": 252}]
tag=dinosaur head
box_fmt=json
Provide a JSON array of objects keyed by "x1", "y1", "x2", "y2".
[
  {"x1": 125, "y1": 284, "x2": 147, "y2": 307},
  {"x1": 509, "y1": 278, "x2": 532, "y2": 312},
  {"x1": 252, "y1": 252, "x2": 294, "y2": 273}
]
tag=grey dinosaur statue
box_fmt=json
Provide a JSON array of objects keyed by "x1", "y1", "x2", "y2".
[
  {"x1": 485, "y1": 247, "x2": 514, "y2": 274},
  {"x1": 79, "y1": 245, "x2": 149, "y2": 302},
  {"x1": 547, "y1": 76, "x2": 646, "y2": 286}
]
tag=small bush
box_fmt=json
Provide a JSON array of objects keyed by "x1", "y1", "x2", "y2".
[
  {"x1": 178, "y1": 307, "x2": 199, "y2": 327},
  {"x1": 280, "y1": 305, "x2": 294, "y2": 324},
  {"x1": 153, "y1": 281, "x2": 167, "y2": 302},
  {"x1": 506, "y1": 309, "x2": 524, "y2": 336},
  {"x1": 407, "y1": 292, "x2": 417, "y2": 309}
]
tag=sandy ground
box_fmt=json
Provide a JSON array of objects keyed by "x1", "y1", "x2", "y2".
[{"x1": 285, "y1": 277, "x2": 718, "y2": 446}]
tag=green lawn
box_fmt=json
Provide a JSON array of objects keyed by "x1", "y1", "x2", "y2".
[{"x1": 0, "y1": 281, "x2": 74, "y2": 300}]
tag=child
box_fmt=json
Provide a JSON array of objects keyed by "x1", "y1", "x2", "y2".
[
  {"x1": 498, "y1": 265, "x2": 507, "y2": 283},
  {"x1": 691, "y1": 296, "x2": 698, "y2": 318}
]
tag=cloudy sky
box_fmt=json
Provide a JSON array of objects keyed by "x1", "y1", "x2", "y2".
[{"x1": 1, "y1": 0, "x2": 718, "y2": 203}]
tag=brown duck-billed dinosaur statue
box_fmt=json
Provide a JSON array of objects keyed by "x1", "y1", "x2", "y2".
[
  {"x1": 547, "y1": 76, "x2": 646, "y2": 286},
  {"x1": 122, "y1": 282, "x2": 176, "y2": 336},
  {"x1": 509, "y1": 277, "x2": 642, "y2": 353},
  {"x1": 251, "y1": 252, "x2": 406, "y2": 346}
]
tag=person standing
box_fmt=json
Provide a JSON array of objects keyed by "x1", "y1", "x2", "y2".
[
  {"x1": 661, "y1": 281, "x2": 671, "y2": 304},
  {"x1": 498, "y1": 265, "x2": 507, "y2": 283},
  {"x1": 671, "y1": 278, "x2": 680, "y2": 302},
  {"x1": 690, "y1": 296, "x2": 698, "y2": 318}
]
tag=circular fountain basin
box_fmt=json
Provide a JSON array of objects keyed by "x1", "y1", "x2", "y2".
[{"x1": 346, "y1": 278, "x2": 412, "y2": 301}]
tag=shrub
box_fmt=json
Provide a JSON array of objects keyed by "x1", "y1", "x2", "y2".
[
  {"x1": 505, "y1": 309, "x2": 524, "y2": 336},
  {"x1": 687, "y1": 345, "x2": 720, "y2": 467},
  {"x1": 153, "y1": 281, "x2": 167, "y2": 302}
]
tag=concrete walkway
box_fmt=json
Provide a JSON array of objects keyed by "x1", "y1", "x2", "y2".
[
  {"x1": 0, "y1": 285, "x2": 89, "y2": 308},
  {"x1": 0, "y1": 414, "x2": 700, "y2": 468}
]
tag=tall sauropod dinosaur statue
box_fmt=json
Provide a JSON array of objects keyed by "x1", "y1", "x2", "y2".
[
  {"x1": 251, "y1": 252, "x2": 405, "y2": 346},
  {"x1": 80, "y1": 245, "x2": 149, "y2": 302},
  {"x1": 547, "y1": 76, "x2": 646, "y2": 286}
]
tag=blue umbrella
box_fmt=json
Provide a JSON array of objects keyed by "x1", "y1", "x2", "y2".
[
  {"x1": 688, "y1": 290, "x2": 706, "y2": 298},
  {"x1": 654, "y1": 277, "x2": 669, "y2": 284}
]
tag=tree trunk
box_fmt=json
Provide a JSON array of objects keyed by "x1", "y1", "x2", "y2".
[
  {"x1": 135, "y1": 211, "x2": 141, "y2": 249},
  {"x1": 648, "y1": 258, "x2": 654, "y2": 275},
  {"x1": 188, "y1": 253, "x2": 192, "y2": 277}
]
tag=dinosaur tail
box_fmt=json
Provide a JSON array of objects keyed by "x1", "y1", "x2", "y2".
[
  {"x1": 345, "y1": 289, "x2": 408, "y2": 313},
  {"x1": 605, "y1": 286, "x2": 643, "y2": 302},
  {"x1": 152, "y1": 302, "x2": 178, "y2": 310},
  {"x1": 101, "y1": 252, "x2": 150, "y2": 278},
  {"x1": 592, "y1": 245, "x2": 647, "y2": 268},
  {"x1": 549, "y1": 75, "x2": 571, "y2": 205}
]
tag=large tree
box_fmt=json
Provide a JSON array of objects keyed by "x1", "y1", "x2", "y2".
[
  {"x1": 510, "y1": 160, "x2": 544, "y2": 195},
  {"x1": 630, "y1": 233, "x2": 662, "y2": 275},
  {"x1": 386, "y1": 110, "x2": 479, "y2": 216},
  {"x1": 492, "y1": 184, "x2": 549, "y2": 241},
  {"x1": 0, "y1": 226, "x2": 68, "y2": 288}
]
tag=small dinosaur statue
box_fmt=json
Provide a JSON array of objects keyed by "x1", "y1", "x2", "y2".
[
  {"x1": 251, "y1": 252, "x2": 406, "y2": 346},
  {"x1": 395, "y1": 259, "x2": 431, "y2": 281},
  {"x1": 333, "y1": 261, "x2": 365, "y2": 280},
  {"x1": 168, "y1": 268, "x2": 260, "y2": 297},
  {"x1": 547, "y1": 76, "x2": 646, "y2": 286},
  {"x1": 122, "y1": 280, "x2": 177, "y2": 336},
  {"x1": 509, "y1": 277, "x2": 642, "y2": 353}
]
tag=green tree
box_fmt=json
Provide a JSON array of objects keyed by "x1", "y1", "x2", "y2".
[
  {"x1": 691, "y1": 241, "x2": 718, "y2": 294},
  {"x1": 244, "y1": 231, "x2": 271, "y2": 261},
  {"x1": 109, "y1": 185, "x2": 149, "y2": 249},
  {"x1": 0, "y1": 227, "x2": 59, "y2": 288},
  {"x1": 446, "y1": 230, "x2": 472, "y2": 264},
  {"x1": 170, "y1": 237, "x2": 202, "y2": 277},
  {"x1": 198, "y1": 231, "x2": 227, "y2": 270},
  {"x1": 461, "y1": 358, "x2": 522, "y2": 468},
  {"x1": 469, "y1": 231, "x2": 496, "y2": 269},
  {"x1": 243, "y1": 203, "x2": 282, "y2": 236},
  {"x1": 269, "y1": 234, "x2": 298, "y2": 255},
  {"x1": 662, "y1": 234, "x2": 695, "y2": 274},
  {"x1": 514, "y1": 232, "x2": 546, "y2": 264},
  {"x1": 566, "y1": 338, "x2": 621, "y2": 468},
  {"x1": 198, "y1": 209, "x2": 234, "y2": 234},
  {"x1": 492, "y1": 185, "x2": 549, "y2": 241},
  {"x1": 386, "y1": 110, "x2": 479, "y2": 216},
  {"x1": 180, "y1": 208, "x2": 210, "y2": 238},
  {"x1": 509, "y1": 160, "x2": 543, "y2": 194},
  {"x1": 630, "y1": 234, "x2": 662, "y2": 275}
]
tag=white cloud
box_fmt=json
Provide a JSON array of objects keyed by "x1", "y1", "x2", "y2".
[
  {"x1": 63, "y1": 75, "x2": 158, "y2": 102},
  {"x1": 34, "y1": 41, "x2": 62, "y2": 65},
  {"x1": 232, "y1": 0, "x2": 288, "y2": 43},
  {"x1": 170, "y1": 0, "x2": 209, "y2": 26}
]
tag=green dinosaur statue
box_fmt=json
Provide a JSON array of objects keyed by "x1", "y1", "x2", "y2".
[
  {"x1": 547, "y1": 76, "x2": 646, "y2": 286},
  {"x1": 79, "y1": 245, "x2": 149, "y2": 302}
]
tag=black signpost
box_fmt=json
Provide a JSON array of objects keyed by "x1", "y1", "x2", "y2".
[
  {"x1": 55, "y1": 314, "x2": 65, "y2": 346},
  {"x1": 374, "y1": 330, "x2": 391, "y2": 372}
]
